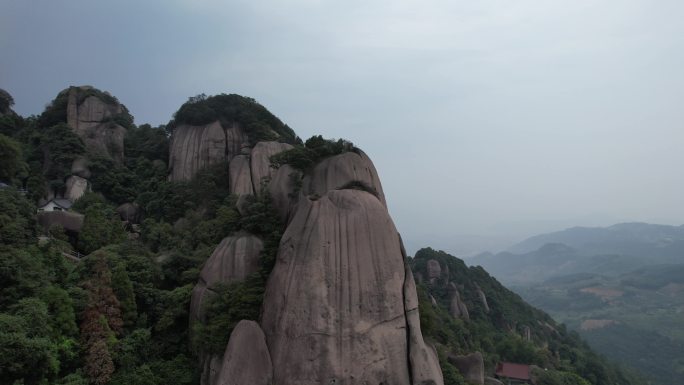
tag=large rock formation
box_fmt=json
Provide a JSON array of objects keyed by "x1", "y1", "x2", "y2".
[
  {"x1": 303, "y1": 150, "x2": 386, "y2": 205},
  {"x1": 261, "y1": 185, "x2": 441, "y2": 385},
  {"x1": 448, "y1": 352, "x2": 484, "y2": 385},
  {"x1": 190, "y1": 234, "x2": 263, "y2": 325},
  {"x1": 449, "y1": 283, "x2": 470, "y2": 320},
  {"x1": 250, "y1": 141, "x2": 294, "y2": 191},
  {"x1": 66, "y1": 86, "x2": 128, "y2": 162},
  {"x1": 64, "y1": 175, "x2": 88, "y2": 202},
  {"x1": 427, "y1": 259, "x2": 442, "y2": 282},
  {"x1": 169, "y1": 121, "x2": 247, "y2": 181},
  {"x1": 215, "y1": 320, "x2": 273, "y2": 385}
]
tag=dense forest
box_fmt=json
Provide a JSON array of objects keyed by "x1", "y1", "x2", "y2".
[{"x1": 0, "y1": 87, "x2": 644, "y2": 385}]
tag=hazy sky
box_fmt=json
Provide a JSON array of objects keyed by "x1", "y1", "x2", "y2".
[{"x1": 2, "y1": 0, "x2": 683, "y2": 255}]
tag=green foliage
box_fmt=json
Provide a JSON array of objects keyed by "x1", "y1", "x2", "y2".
[
  {"x1": 171, "y1": 93, "x2": 298, "y2": 145},
  {"x1": 78, "y1": 203, "x2": 126, "y2": 254},
  {"x1": 0, "y1": 133, "x2": 25, "y2": 181},
  {"x1": 410, "y1": 247, "x2": 645, "y2": 385},
  {"x1": 38, "y1": 89, "x2": 70, "y2": 128},
  {"x1": 533, "y1": 367, "x2": 592, "y2": 385},
  {"x1": 125, "y1": 123, "x2": 169, "y2": 162},
  {"x1": 40, "y1": 123, "x2": 86, "y2": 187},
  {"x1": 0, "y1": 88, "x2": 14, "y2": 112},
  {"x1": 270, "y1": 134, "x2": 355, "y2": 171},
  {"x1": 0, "y1": 188, "x2": 36, "y2": 246},
  {"x1": 88, "y1": 156, "x2": 138, "y2": 204}
]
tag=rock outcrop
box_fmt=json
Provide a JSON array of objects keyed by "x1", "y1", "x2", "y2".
[
  {"x1": 169, "y1": 121, "x2": 247, "y2": 181},
  {"x1": 66, "y1": 86, "x2": 128, "y2": 162},
  {"x1": 70, "y1": 157, "x2": 91, "y2": 179},
  {"x1": 215, "y1": 320, "x2": 273, "y2": 385},
  {"x1": 449, "y1": 283, "x2": 470, "y2": 320},
  {"x1": 261, "y1": 189, "x2": 413, "y2": 385},
  {"x1": 64, "y1": 175, "x2": 88, "y2": 202},
  {"x1": 190, "y1": 234, "x2": 263, "y2": 325},
  {"x1": 427, "y1": 259, "x2": 442, "y2": 282},
  {"x1": 250, "y1": 141, "x2": 294, "y2": 191},
  {"x1": 116, "y1": 203, "x2": 141, "y2": 224},
  {"x1": 484, "y1": 377, "x2": 504, "y2": 385},
  {"x1": 475, "y1": 284, "x2": 490, "y2": 313},
  {"x1": 37, "y1": 211, "x2": 84, "y2": 233},
  {"x1": 303, "y1": 150, "x2": 386, "y2": 205},
  {"x1": 448, "y1": 352, "x2": 484, "y2": 385},
  {"x1": 268, "y1": 164, "x2": 300, "y2": 223}
]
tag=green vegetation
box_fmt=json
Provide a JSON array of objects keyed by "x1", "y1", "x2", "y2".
[
  {"x1": 171, "y1": 93, "x2": 298, "y2": 145},
  {"x1": 411, "y1": 247, "x2": 644, "y2": 385},
  {"x1": 270, "y1": 134, "x2": 355, "y2": 172}
]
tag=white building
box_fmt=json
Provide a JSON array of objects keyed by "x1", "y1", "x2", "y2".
[{"x1": 37, "y1": 198, "x2": 73, "y2": 212}]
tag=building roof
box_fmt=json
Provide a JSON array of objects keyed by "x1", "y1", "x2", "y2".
[
  {"x1": 39, "y1": 198, "x2": 73, "y2": 210},
  {"x1": 495, "y1": 362, "x2": 531, "y2": 380}
]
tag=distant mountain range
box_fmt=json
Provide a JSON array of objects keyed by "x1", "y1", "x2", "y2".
[
  {"x1": 472, "y1": 222, "x2": 684, "y2": 285},
  {"x1": 470, "y1": 222, "x2": 684, "y2": 385}
]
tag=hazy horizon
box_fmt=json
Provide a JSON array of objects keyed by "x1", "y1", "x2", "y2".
[{"x1": 3, "y1": 0, "x2": 683, "y2": 257}]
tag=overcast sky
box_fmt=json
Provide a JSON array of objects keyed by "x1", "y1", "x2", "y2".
[{"x1": 2, "y1": 0, "x2": 683, "y2": 256}]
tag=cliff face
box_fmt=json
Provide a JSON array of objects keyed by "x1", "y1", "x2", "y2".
[
  {"x1": 189, "y1": 125, "x2": 443, "y2": 384},
  {"x1": 66, "y1": 86, "x2": 129, "y2": 163},
  {"x1": 168, "y1": 121, "x2": 248, "y2": 182}
]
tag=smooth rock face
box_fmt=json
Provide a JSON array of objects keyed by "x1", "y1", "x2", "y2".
[
  {"x1": 404, "y1": 264, "x2": 445, "y2": 385},
  {"x1": 250, "y1": 141, "x2": 293, "y2": 191},
  {"x1": 66, "y1": 88, "x2": 127, "y2": 162},
  {"x1": 169, "y1": 121, "x2": 247, "y2": 181},
  {"x1": 216, "y1": 320, "x2": 273, "y2": 385},
  {"x1": 303, "y1": 151, "x2": 386, "y2": 205},
  {"x1": 268, "y1": 164, "x2": 300, "y2": 223},
  {"x1": 64, "y1": 175, "x2": 88, "y2": 202},
  {"x1": 261, "y1": 189, "x2": 411, "y2": 385},
  {"x1": 448, "y1": 352, "x2": 484, "y2": 385},
  {"x1": 228, "y1": 155, "x2": 254, "y2": 196},
  {"x1": 476, "y1": 285, "x2": 490, "y2": 313},
  {"x1": 449, "y1": 283, "x2": 470, "y2": 320},
  {"x1": 427, "y1": 259, "x2": 442, "y2": 282},
  {"x1": 190, "y1": 234, "x2": 263, "y2": 325}
]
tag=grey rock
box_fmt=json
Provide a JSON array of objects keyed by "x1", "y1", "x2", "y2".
[
  {"x1": 249, "y1": 141, "x2": 293, "y2": 192},
  {"x1": 66, "y1": 88, "x2": 127, "y2": 162},
  {"x1": 169, "y1": 121, "x2": 247, "y2": 181},
  {"x1": 475, "y1": 284, "x2": 490, "y2": 313},
  {"x1": 70, "y1": 157, "x2": 91, "y2": 178},
  {"x1": 37, "y1": 211, "x2": 84, "y2": 233},
  {"x1": 190, "y1": 234, "x2": 263, "y2": 325},
  {"x1": 268, "y1": 164, "x2": 301, "y2": 223},
  {"x1": 427, "y1": 259, "x2": 442, "y2": 282},
  {"x1": 200, "y1": 354, "x2": 223, "y2": 385},
  {"x1": 404, "y1": 264, "x2": 445, "y2": 385},
  {"x1": 228, "y1": 155, "x2": 254, "y2": 196},
  {"x1": 261, "y1": 189, "x2": 411, "y2": 385},
  {"x1": 116, "y1": 203, "x2": 141, "y2": 224},
  {"x1": 303, "y1": 150, "x2": 386, "y2": 205},
  {"x1": 216, "y1": 320, "x2": 273, "y2": 385},
  {"x1": 64, "y1": 175, "x2": 88, "y2": 202},
  {"x1": 485, "y1": 376, "x2": 504, "y2": 385},
  {"x1": 449, "y1": 283, "x2": 470, "y2": 320},
  {"x1": 448, "y1": 352, "x2": 484, "y2": 385}
]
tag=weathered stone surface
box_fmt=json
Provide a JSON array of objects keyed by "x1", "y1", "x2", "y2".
[
  {"x1": 404, "y1": 264, "x2": 444, "y2": 385},
  {"x1": 268, "y1": 164, "x2": 301, "y2": 223},
  {"x1": 427, "y1": 259, "x2": 442, "y2": 282},
  {"x1": 200, "y1": 354, "x2": 223, "y2": 385},
  {"x1": 448, "y1": 352, "x2": 484, "y2": 385},
  {"x1": 485, "y1": 376, "x2": 504, "y2": 385},
  {"x1": 476, "y1": 284, "x2": 490, "y2": 313},
  {"x1": 449, "y1": 283, "x2": 470, "y2": 320},
  {"x1": 64, "y1": 175, "x2": 88, "y2": 202},
  {"x1": 261, "y1": 189, "x2": 410, "y2": 385},
  {"x1": 228, "y1": 155, "x2": 254, "y2": 196},
  {"x1": 116, "y1": 203, "x2": 141, "y2": 223},
  {"x1": 215, "y1": 320, "x2": 273, "y2": 385},
  {"x1": 66, "y1": 87, "x2": 127, "y2": 162},
  {"x1": 303, "y1": 150, "x2": 386, "y2": 205},
  {"x1": 250, "y1": 141, "x2": 293, "y2": 191},
  {"x1": 71, "y1": 157, "x2": 91, "y2": 179},
  {"x1": 169, "y1": 121, "x2": 247, "y2": 181},
  {"x1": 190, "y1": 234, "x2": 263, "y2": 325}
]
